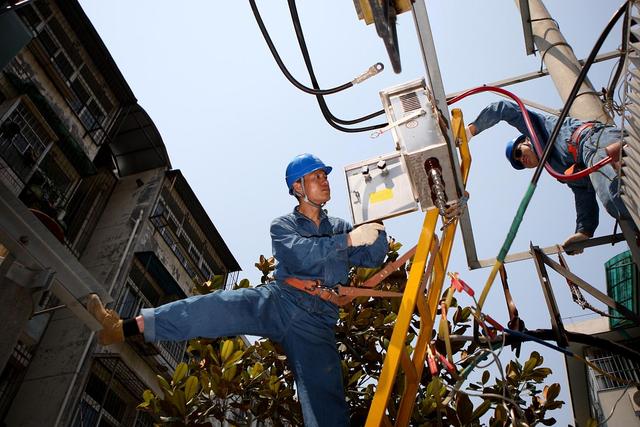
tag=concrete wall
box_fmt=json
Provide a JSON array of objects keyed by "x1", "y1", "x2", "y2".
[
  {"x1": 598, "y1": 388, "x2": 640, "y2": 426},
  {"x1": 80, "y1": 168, "x2": 165, "y2": 290}
]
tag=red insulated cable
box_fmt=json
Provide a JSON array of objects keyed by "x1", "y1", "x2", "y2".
[{"x1": 447, "y1": 86, "x2": 613, "y2": 182}]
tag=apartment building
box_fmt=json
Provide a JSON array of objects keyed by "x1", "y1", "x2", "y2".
[{"x1": 0, "y1": 2, "x2": 240, "y2": 426}]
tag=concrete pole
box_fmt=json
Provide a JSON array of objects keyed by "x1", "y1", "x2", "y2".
[{"x1": 517, "y1": 0, "x2": 612, "y2": 124}]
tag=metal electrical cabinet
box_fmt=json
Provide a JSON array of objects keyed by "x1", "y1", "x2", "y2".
[
  {"x1": 346, "y1": 78, "x2": 458, "y2": 225},
  {"x1": 345, "y1": 152, "x2": 418, "y2": 224}
]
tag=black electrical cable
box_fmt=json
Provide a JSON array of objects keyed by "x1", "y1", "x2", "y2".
[
  {"x1": 531, "y1": 1, "x2": 628, "y2": 185},
  {"x1": 605, "y1": 8, "x2": 629, "y2": 105},
  {"x1": 286, "y1": 0, "x2": 387, "y2": 132},
  {"x1": 525, "y1": 329, "x2": 640, "y2": 364},
  {"x1": 249, "y1": 0, "x2": 353, "y2": 96}
]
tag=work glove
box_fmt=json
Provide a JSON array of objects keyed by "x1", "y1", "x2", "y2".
[
  {"x1": 349, "y1": 223, "x2": 385, "y2": 247},
  {"x1": 562, "y1": 232, "x2": 590, "y2": 255},
  {"x1": 465, "y1": 125, "x2": 473, "y2": 143}
]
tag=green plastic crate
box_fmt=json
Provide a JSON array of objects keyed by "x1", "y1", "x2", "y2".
[{"x1": 605, "y1": 250, "x2": 638, "y2": 329}]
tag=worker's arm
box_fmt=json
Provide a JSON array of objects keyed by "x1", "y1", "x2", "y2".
[
  {"x1": 270, "y1": 218, "x2": 349, "y2": 272},
  {"x1": 347, "y1": 228, "x2": 388, "y2": 268},
  {"x1": 468, "y1": 100, "x2": 546, "y2": 138}
]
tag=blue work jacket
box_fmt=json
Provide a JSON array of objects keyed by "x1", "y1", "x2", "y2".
[
  {"x1": 471, "y1": 100, "x2": 603, "y2": 235},
  {"x1": 271, "y1": 207, "x2": 388, "y2": 287}
]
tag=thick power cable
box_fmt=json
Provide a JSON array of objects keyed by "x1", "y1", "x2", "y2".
[
  {"x1": 474, "y1": 1, "x2": 628, "y2": 310},
  {"x1": 249, "y1": 0, "x2": 353, "y2": 96},
  {"x1": 286, "y1": 0, "x2": 387, "y2": 130}
]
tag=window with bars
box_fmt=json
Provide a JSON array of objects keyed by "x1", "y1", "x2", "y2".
[
  {"x1": 74, "y1": 358, "x2": 155, "y2": 427},
  {"x1": 586, "y1": 347, "x2": 640, "y2": 391},
  {"x1": 151, "y1": 195, "x2": 217, "y2": 282},
  {"x1": 115, "y1": 260, "x2": 186, "y2": 368},
  {"x1": 18, "y1": 3, "x2": 115, "y2": 145},
  {"x1": 0, "y1": 342, "x2": 34, "y2": 421},
  {"x1": 0, "y1": 97, "x2": 54, "y2": 185}
]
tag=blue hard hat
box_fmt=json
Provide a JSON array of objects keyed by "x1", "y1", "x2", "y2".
[
  {"x1": 285, "y1": 153, "x2": 332, "y2": 194},
  {"x1": 505, "y1": 135, "x2": 527, "y2": 170}
]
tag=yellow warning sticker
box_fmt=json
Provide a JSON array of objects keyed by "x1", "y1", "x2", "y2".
[{"x1": 369, "y1": 188, "x2": 393, "y2": 204}]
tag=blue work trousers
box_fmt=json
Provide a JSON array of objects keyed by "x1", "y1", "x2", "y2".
[
  {"x1": 140, "y1": 282, "x2": 348, "y2": 427},
  {"x1": 581, "y1": 127, "x2": 633, "y2": 225}
]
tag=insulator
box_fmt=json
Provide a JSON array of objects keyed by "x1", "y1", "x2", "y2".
[{"x1": 424, "y1": 157, "x2": 448, "y2": 216}]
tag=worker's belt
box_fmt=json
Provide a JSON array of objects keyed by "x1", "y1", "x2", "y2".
[
  {"x1": 283, "y1": 277, "x2": 403, "y2": 307},
  {"x1": 565, "y1": 122, "x2": 595, "y2": 175}
]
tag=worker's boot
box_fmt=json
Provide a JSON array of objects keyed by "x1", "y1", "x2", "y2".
[{"x1": 87, "y1": 294, "x2": 124, "y2": 345}]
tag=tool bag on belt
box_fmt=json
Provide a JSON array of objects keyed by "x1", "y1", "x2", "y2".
[
  {"x1": 283, "y1": 245, "x2": 417, "y2": 306},
  {"x1": 564, "y1": 122, "x2": 595, "y2": 175}
]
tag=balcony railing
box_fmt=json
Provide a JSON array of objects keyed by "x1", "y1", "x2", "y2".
[{"x1": 150, "y1": 213, "x2": 203, "y2": 283}]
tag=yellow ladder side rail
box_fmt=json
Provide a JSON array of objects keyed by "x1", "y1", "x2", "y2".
[
  {"x1": 365, "y1": 208, "x2": 440, "y2": 427},
  {"x1": 396, "y1": 217, "x2": 457, "y2": 425},
  {"x1": 365, "y1": 109, "x2": 471, "y2": 426},
  {"x1": 396, "y1": 237, "x2": 441, "y2": 423}
]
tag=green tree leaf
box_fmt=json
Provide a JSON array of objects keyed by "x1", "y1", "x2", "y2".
[
  {"x1": 172, "y1": 362, "x2": 188, "y2": 385},
  {"x1": 184, "y1": 376, "x2": 200, "y2": 402}
]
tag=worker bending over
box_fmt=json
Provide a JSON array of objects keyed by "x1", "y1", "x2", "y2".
[
  {"x1": 88, "y1": 153, "x2": 387, "y2": 427},
  {"x1": 466, "y1": 100, "x2": 632, "y2": 253}
]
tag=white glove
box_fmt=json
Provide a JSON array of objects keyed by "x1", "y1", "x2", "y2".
[
  {"x1": 349, "y1": 223, "x2": 385, "y2": 247},
  {"x1": 562, "y1": 232, "x2": 590, "y2": 255},
  {"x1": 465, "y1": 125, "x2": 473, "y2": 143}
]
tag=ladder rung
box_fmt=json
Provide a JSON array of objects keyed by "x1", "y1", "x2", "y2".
[
  {"x1": 399, "y1": 347, "x2": 418, "y2": 385},
  {"x1": 416, "y1": 294, "x2": 431, "y2": 320}
]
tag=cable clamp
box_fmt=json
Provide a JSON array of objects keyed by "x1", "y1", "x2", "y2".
[
  {"x1": 352, "y1": 62, "x2": 384, "y2": 85},
  {"x1": 370, "y1": 109, "x2": 425, "y2": 138}
]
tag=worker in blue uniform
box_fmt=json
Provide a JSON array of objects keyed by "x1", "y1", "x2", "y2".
[
  {"x1": 466, "y1": 100, "x2": 631, "y2": 254},
  {"x1": 88, "y1": 153, "x2": 388, "y2": 427}
]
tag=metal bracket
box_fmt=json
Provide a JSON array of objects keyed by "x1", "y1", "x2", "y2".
[
  {"x1": 531, "y1": 244, "x2": 569, "y2": 348},
  {"x1": 0, "y1": 255, "x2": 56, "y2": 291},
  {"x1": 536, "y1": 248, "x2": 640, "y2": 325},
  {"x1": 475, "y1": 233, "x2": 626, "y2": 268},
  {"x1": 518, "y1": 0, "x2": 535, "y2": 56}
]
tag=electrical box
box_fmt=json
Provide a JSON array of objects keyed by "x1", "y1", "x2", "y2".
[
  {"x1": 345, "y1": 78, "x2": 459, "y2": 225},
  {"x1": 379, "y1": 78, "x2": 458, "y2": 212},
  {"x1": 345, "y1": 152, "x2": 418, "y2": 225}
]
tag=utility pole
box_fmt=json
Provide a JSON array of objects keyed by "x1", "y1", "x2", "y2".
[{"x1": 518, "y1": 0, "x2": 612, "y2": 123}]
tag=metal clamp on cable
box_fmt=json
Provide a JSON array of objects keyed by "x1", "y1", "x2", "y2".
[
  {"x1": 440, "y1": 192, "x2": 469, "y2": 230},
  {"x1": 370, "y1": 109, "x2": 426, "y2": 138},
  {"x1": 352, "y1": 63, "x2": 384, "y2": 85}
]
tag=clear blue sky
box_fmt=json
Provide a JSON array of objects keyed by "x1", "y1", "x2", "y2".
[{"x1": 79, "y1": 1, "x2": 626, "y2": 423}]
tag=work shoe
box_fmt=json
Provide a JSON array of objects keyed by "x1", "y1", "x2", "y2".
[{"x1": 87, "y1": 294, "x2": 124, "y2": 345}]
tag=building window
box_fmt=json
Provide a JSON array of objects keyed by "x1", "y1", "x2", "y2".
[
  {"x1": 63, "y1": 167, "x2": 117, "y2": 257},
  {"x1": 0, "y1": 342, "x2": 34, "y2": 421},
  {"x1": 151, "y1": 196, "x2": 212, "y2": 282},
  {"x1": 586, "y1": 348, "x2": 640, "y2": 391},
  {"x1": 74, "y1": 358, "x2": 154, "y2": 427},
  {"x1": 0, "y1": 96, "x2": 55, "y2": 191},
  {"x1": 115, "y1": 260, "x2": 186, "y2": 369},
  {"x1": 151, "y1": 194, "x2": 222, "y2": 283},
  {"x1": 18, "y1": 4, "x2": 115, "y2": 145}
]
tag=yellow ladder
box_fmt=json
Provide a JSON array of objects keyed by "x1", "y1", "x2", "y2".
[{"x1": 365, "y1": 108, "x2": 471, "y2": 426}]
